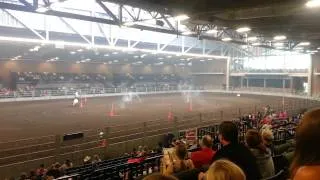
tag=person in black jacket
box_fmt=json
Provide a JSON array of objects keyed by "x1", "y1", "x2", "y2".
[{"x1": 212, "y1": 121, "x2": 261, "y2": 180}]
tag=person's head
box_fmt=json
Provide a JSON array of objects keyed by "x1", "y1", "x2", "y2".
[
  {"x1": 200, "y1": 135, "x2": 213, "y2": 149},
  {"x1": 143, "y1": 173, "x2": 178, "y2": 180},
  {"x1": 175, "y1": 143, "x2": 188, "y2": 160},
  {"x1": 260, "y1": 128, "x2": 274, "y2": 146},
  {"x1": 206, "y1": 159, "x2": 246, "y2": 180},
  {"x1": 218, "y1": 121, "x2": 239, "y2": 145},
  {"x1": 291, "y1": 108, "x2": 320, "y2": 176},
  {"x1": 245, "y1": 129, "x2": 267, "y2": 153},
  {"x1": 65, "y1": 159, "x2": 72, "y2": 166}
]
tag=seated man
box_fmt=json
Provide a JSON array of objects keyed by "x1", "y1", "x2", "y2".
[
  {"x1": 212, "y1": 121, "x2": 261, "y2": 180},
  {"x1": 190, "y1": 135, "x2": 216, "y2": 168}
]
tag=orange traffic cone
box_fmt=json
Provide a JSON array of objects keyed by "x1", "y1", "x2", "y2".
[
  {"x1": 168, "y1": 105, "x2": 173, "y2": 121},
  {"x1": 109, "y1": 103, "x2": 115, "y2": 117},
  {"x1": 188, "y1": 100, "x2": 193, "y2": 112}
]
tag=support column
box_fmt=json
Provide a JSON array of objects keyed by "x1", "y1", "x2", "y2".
[
  {"x1": 264, "y1": 78, "x2": 267, "y2": 88},
  {"x1": 282, "y1": 79, "x2": 286, "y2": 90},
  {"x1": 226, "y1": 57, "x2": 230, "y2": 91},
  {"x1": 246, "y1": 78, "x2": 249, "y2": 88},
  {"x1": 240, "y1": 76, "x2": 243, "y2": 88},
  {"x1": 308, "y1": 57, "x2": 313, "y2": 96},
  {"x1": 290, "y1": 77, "x2": 293, "y2": 93}
]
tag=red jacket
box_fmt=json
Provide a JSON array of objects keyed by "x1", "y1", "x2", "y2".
[{"x1": 191, "y1": 148, "x2": 216, "y2": 168}]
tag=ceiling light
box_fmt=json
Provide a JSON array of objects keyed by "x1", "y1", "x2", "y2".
[
  {"x1": 113, "y1": 60, "x2": 119, "y2": 62},
  {"x1": 187, "y1": 58, "x2": 193, "y2": 60},
  {"x1": 317, "y1": 47, "x2": 320, "y2": 50},
  {"x1": 29, "y1": 48, "x2": 35, "y2": 52},
  {"x1": 206, "y1": 29, "x2": 218, "y2": 34},
  {"x1": 141, "y1": 54, "x2": 147, "y2": 58},
  {"x1": 252, "y1": 43, "x2": 261, "y2": 46},
  {"x1": 77, "y1": 49, "x2": 83, "y2": 52},
  {"x1": 85, "y1": 58, "x2": 91, "y2": 61},
  {"x1": 222, "y1": 37, "x2": 232, "y2": 42},
  {"x1": 236, "y1": 27, "x2": 251, "y2": 33},
  {"x1": 103, "y1": 62, "x2": 107, "y2": 64},
  {"x1": 180, "y1": 58, "x2": 185, "y2": 60},
  {"x1": 200, "y1": 60, "x2": 205, "y2": 62},
  {"x1": 70, "y1": 51, "x2": 76, "y2": 55},
  {"x1": 166, "y1": 55, "x2": 172, "y2": 58},
  {"x1": 123, "y1": 22, "x2": 136, "y2": 26},
  {"x1": 176, "y1": 54, "x2": 182, "y2": 56},
  {"x1": 182, "y1": 31, "x2": 194, "y2": 35},
  {"x1": 273, "y1": 35, "x2": 287, "y2": 41},
  {"x1": 274, "y1": 42, "x2": 284, "y2": 47},
  {"x1": 81, "y1": 60, "x2": 86, "y2": 63},
  {"x1": 299, "y1": 42, "x2": 310, "y2": 46},
  {"x1": 134, "y1": 55, "x2": 139, "y2": 58},
  {"x1": 36, "y1": 7, "x2": 49, "y2": 13},
  {"x1": 306, "y1": 0, "x2": 320, "y2": 8},
  {"x1": 247, "y1": 37, "x2": 258, "y2": 41},
  {"x1": 208, "y1": 59, "x2": 212, "y2": 60},
  {"x1": 174, "y1": 15, "x2": 190, "y2": 21},
  {"x1": 294, "y1": 47, "x2": 304, "y2": 50},
  {"x1": 158, "y1": 57, "x2": 164, "y2": 60},
  {"x1": 76, "y1": 61, "x2": 80, "y2": 64},
  {"x1": 104, "y1": 54, "x2": 109, "y2": 57},
  {"x1": 112, "y1": 52, "x2": 118, "y2": 55}
]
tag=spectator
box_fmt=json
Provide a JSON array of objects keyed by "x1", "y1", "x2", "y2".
[
  {"x1": 46, "y1": 162, "x2": 62, "y2": 179},
  {"x1": 61, "y1": 159, "x2": 73, "y2": 170},
  {"x1": 191, "y1": 135, "x2": 216, "y2": 168},
  {"x1": 92, "y1": 154, "x2": 102, "y2": 164},
  {"x1": 19, "y1": 172, "x2": 28, "y2": 180},
  {"x1": 203, "y1": 159, "x2": 245, "y2": 180},
  {"x1": 291, "y1": 108, "x2": 320, "y2": 179},
  {"x1": 245, "y1": 129, "x2": 275, "y2": 178},
  {"x1": 35, "y1": 164, "x2": 47, "y2": 176},
  {"x1": 163, "y1": 143, "x2": 194, "y2": 175},
  {"x1": 143, "y1": 173, "x2": 178, "y2": 180},
  {"x1": 212, "y1": 121, "x2": 261, "y2": 180},
  {"x1": 28, "y1": 170, "x2": 37, "y2": 180}
]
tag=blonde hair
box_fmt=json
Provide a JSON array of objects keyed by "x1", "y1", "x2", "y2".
[{"x1": 206, "y1": 160, "x2": 246, "y2": 180}]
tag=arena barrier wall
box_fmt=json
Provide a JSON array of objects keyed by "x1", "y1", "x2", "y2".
[{"x1": 0, "y1": 89, "x2": 319, "y2": 178}]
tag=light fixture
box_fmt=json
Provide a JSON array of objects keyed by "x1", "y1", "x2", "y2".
[
  {"x1": 76, "y1": 61, "x2": 80, "y2": 64},
  {"x1": 103, "y1": 62, "x2": 107, "y2": 64},
  {"x1": 294, "y1": 47, "x2": 304, "y2": 50},
  {"x1": 252, "y1": 43, "x2": 262, "y2": 46},
  {"x1": 158, "y1": 57, "x2": 164, "y2": 60},
  {"x1": 306, "y1": 0, "x2": 320, "y2": 8},
  {"x1": 208, "y1": 58, "x2": 212, "y2": 60},
  {"x1": 206, "y1": 29, "x2": 218, "y2": 34},
  {"x1": 273, "y1": 35, "x2": 287, "y2": 41},
  {"x1": 200, "y1": 60, "x2": 205, "y2": 62},
  {"x1": 29, "y1": 48, "x2": 35, "y2": 52},
  {"x1": 77, "y1": 49, "x2": 83, "y2": 52},
  {"x1": 299, "y1": 42, "x2": 310, "y2": 46},
  {"x1": 112, "y1": 52, "x2": 118, "y2": 55},
  {"x1": 134, "y1": 55, "x2": 139, "y2": 59},
  {"x1": 274, "y1": 42, "x2": 284, "y2": 47},
  {"x1": 70, "y1": 51, "x2": 76, "y2": 55},
  {"x1": 113, "y1": 60, "x2": 119, "y2": 62},
  {"x1": 166, "y1": 55, "x2": 172, "y2": 58},
  {"x1": 182, "y1": 31, "x2": 194, "y2": 35},
  {"x1": 123, "y1": 22, "x2": 136, "y2": 26},
  {"x1": 247, "y1": 37, "x2": 258, "y2": 41},
  {"x1": 236, "y1": 27, "x2": 251, "y2": 33},
  {"x1": 0, "y1": 36, "x2": 229, "y2": 60},
  {"x1": 180, "y1": 58, "x2": 185, "y2": 61},
  {"x1": 141, "y1": 54, "x2": 147, "y2": 58},
  {"x1": 222, "y1": 37, "x2": 232, "y2": 42},
  {"x1": 85, "y1": 58, "x2": 91, "y2": 61},
  {"x1": 317, "y1": 47, "x2": 320, "y2": 50},
  {"x1": 36, "y1": 6, "x2": 49, "y2": 13},
  {"x1": 174, "y1": 15, "x2": 190, "y2": 21},
  {"x1": 104, "y1": 54, "x2": 109, "y2": 57}
]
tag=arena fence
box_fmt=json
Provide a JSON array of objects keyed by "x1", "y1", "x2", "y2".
[{"x1": 0, "y1": 90, "x2": 319, "y2": 178}]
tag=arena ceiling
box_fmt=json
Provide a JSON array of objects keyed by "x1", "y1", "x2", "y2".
[{"x1": 105, "y1": 0, "x2": 320, "y2": 52}]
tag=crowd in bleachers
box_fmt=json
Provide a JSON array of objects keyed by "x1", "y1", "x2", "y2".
[
  {"x1": 8, "y1": 104, "x2": 313, "y2": 180},
  {"x1": 232, "y1": 68, "x2": 308, "y2": 74}
]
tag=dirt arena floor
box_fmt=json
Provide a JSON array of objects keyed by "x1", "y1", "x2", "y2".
[{"x1": 0, "y1": 92, "x2": 286, "y2": 142}]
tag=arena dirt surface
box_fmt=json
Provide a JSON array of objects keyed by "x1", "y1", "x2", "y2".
[{"x1": 0, "y1": 92, "x2": 282, "y2": 141}]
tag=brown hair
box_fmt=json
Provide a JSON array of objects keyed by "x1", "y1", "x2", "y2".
[
  {"x1": 291, "y1": 108, "x2": 320, "y2": 177},
  {"x1": 143, "y1": 173, "x2": 178, "y2": 180},
  {"x1": 206, "y1": 159, "x2": 246, "y2": 180},
  {"x1": 201, "y1": 135, "x2": 213, "y2": 148},
  {"x1": 245, "y1": 129, "x2": 268, "y2": 153}
]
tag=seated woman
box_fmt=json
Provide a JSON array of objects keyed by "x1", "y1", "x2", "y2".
[
  {"x1": 246, "y1": 129, "x2": 275, "y2": 179},
  {"x1": 202, "y1": 159, "x2": 245, "y2": 180},
  {"x1": 162, "y1": 143, "x2": 194, "y2": 175}
]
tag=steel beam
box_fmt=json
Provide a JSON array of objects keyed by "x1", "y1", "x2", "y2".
[
  {"x1": 3, "y1": 9, "x2": 44, "y2": 40},
  {"x1": 18, "y1": 0, "x2": 34, "y2": 9},
  {"x1": 96, "y1": 0, "x2": 119, "y2": 24},
  {"x1": 160, "y1": 13, "x2": 175, "y2": 31},
  {"x1": 97, "y1": 24, "x2": 111, "y2": 45},
  {"x1": 122, "y1": 6, "x2": 136, "y2": 21},
  {"x1": 60, "y1": 17, "x2": 92, "y2": 44}
]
